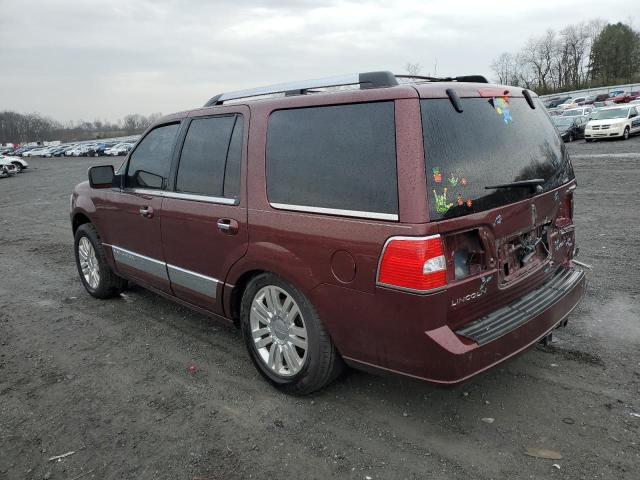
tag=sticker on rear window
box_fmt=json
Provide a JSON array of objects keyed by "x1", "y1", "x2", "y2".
[
  {"x1": 433, "y1": 187, "x2": 453, "y2": 213},
  {"x1": 492, "y1": 97, "x2": 513, "y2": 124},
  {"x1": 432, "y1": 167, "x2": 442, "y2": 183}
]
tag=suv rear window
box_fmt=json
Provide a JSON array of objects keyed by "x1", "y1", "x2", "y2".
[
  {"x1": 267, "y1": 102, "x2": 398, "y2": 218},
  {"x1": 421, "y1": 97, "x2": 574, "y2": 220},
  {"x1": 176, "y1": 115, "x2": 242, "y2": 198}
]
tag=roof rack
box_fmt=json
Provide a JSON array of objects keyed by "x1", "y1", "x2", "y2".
[
  {"x1": 396, "y1": 74, "x2": 489, "y2": 83},
  {"x1": 203, "y1": 71, "x2": 489, "y2": 106},
  {"x1": 204, "y1": 71, "x2": 398, "y2": 107}
]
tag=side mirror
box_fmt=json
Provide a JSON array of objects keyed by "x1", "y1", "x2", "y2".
[{"x1": 88, "y1": 165, "x2": 114, "y2": 188}]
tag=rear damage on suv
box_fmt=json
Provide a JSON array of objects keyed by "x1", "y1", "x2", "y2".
[{"x1": 354, "y1": 85, "x2": 586, "y2": 383}]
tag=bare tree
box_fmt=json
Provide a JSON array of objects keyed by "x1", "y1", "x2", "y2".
[{"x1": 405, "y1": 62, "x2": 422, "y2": 78}]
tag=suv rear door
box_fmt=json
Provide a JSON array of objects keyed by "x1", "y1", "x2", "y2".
[
  {"x1": 418, "y1": 90, "x2": 577, "y2": 328},
  {"x1": 159, "y1": 106, "x2": 249, "y2": 315}
]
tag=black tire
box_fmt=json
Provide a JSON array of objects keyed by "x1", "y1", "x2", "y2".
[
  {"x1": 623, "y1": 127, "x2": 630, "y2": 140},
  {"x1": 585, "y1": 138, "x2": 592, "y2": 143},
  {"x1": 74, "y1": 223, "x2": 127, "y2": 299},
  {"x1": 240, "y1": 273, "x2": 343, "y2": 395},
  {"x1": 11, "y1": 162, "x2": 22, "y2": 172}
]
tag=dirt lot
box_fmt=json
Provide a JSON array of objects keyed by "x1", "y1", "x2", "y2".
[{"x1": 1, "y1": 138, "x2": 639, "y2": 480}]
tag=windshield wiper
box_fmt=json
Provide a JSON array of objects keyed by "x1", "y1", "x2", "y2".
[{"x1": 485, "y1": 179, "x2": 545, "y2": 190}]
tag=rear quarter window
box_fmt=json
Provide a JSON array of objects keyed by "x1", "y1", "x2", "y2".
[
  {"x1": 266, "y1": 102, "x2": 398, "y2": 218},
  {"x1": 422, "y1": 97, "x2": 574, "y2": 220}
]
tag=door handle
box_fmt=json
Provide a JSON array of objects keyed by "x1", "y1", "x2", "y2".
[
  {"x1": 139, "y1": 206, "x2": 154, "y2": 218},
  {"x1": 217, "y1": 218, "x2": 239, "y2": 234}
]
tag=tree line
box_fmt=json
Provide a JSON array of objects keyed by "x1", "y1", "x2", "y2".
[
  {"x1": 490, "y1": 21, "x2": 640, "y2": 95},
  {"x1": 0, "y1": 111, "x2": 163, "y2": 144}
]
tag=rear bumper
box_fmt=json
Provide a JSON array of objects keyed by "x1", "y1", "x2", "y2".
[{"x1": 339, "y1": 266, "x2": 586, "y2": 385}]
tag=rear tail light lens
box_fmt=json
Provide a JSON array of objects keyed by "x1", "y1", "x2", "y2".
[{"x1": 377, "y1": 235, "x2": 448, "y2": 292}]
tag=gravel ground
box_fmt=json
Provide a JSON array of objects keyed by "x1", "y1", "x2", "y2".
[{"x1": 1, "y1": 137, "x2": 639, "y2": 480}]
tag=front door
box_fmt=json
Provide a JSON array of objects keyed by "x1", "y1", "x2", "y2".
[
  {"x1": 97, "y1": 122, "x2": 182, "y2": 293},
  {"x1": 160, "y1": 108, "x2": 249, "y2": 315}
]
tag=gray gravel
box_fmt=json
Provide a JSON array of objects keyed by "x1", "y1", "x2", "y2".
[{"x1": 1, "y1": 137, "x2": 639, "y2": 479}]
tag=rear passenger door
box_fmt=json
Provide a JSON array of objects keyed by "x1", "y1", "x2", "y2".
[{"x1": 160, "y1": 107, "x2": 249, "y2": 315}]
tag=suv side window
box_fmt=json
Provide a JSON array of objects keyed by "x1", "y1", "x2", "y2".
[
  {"x1": 175, "y1": 115, "x2": 242, "y2": 198},
  {"x1": 126, "y1": 123, "x2": 180, "y2": 189},
  {"x1": 266, "y1": 102, "x2": 398, "y2": 217}
]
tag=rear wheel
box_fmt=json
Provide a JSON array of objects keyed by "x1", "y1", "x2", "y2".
[
  {"x1": 240, "y1": 273, "x2": 343, "y2": 395},
  {"x1": 74, "y1": 224, "x2": 127, "y2": 298},
  {"x1": 585, "y1": 138, "x2": 593, "y2": 143},
  {"x1": 623, "y1": 127, "x2": 630, "y2": 140}
]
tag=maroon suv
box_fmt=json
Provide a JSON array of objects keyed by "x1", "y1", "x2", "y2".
[{"x1": 71, "y1": 71, "x2": 586, "y2": 394}]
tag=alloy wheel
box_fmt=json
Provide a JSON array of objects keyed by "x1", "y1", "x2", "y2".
[
  {"x1": 249, "y1": 285, "x2": 308, "y2": 377},
  {"x1": 78, "y1": 236, "x2": 100, "y2": 289}
]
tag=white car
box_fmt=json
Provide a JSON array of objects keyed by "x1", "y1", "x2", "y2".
[
  {"x1": 0, "y1": 155, "x2": 29, "y2": 172},
  {"x1": 562, "y1": 106, "x2": 593, "y2": 118},
  {"x1": 106, "y1": 143, "x2": 133, "y2": 156},
  {"x1": 23, "y1": 147, "x2": 49, "y2": 157},
  {"x1": 559, "y1": 96, "x2": 587, "y2": 109},
  {"x1": 0, "y1": 156, "x2": 21, "y2": 177},
  {"x1": 584, "y1": 105, "x2": 640, "y2": 141}
]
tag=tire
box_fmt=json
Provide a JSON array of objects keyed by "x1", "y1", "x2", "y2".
[
  {"x1": 623, "y1": 127, "x2": 630, "y2": 140},
  {"x1": 74, "y1": 223, "x2": 127, "y2": 299},
  {"x1": 11, "y1": 162, "x2": 22, "y2": 173},
  {"x1": 585, "y1": 139, "x2": 592, "y2": 143},
  {"x1": 240, "y1": 273, "x2": 343, "y2": 395}
]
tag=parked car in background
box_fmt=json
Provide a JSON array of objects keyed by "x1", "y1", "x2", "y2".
[
  {"x1": 560, "y1": 96, "x2": 588, "y2": 109},
  {"x1": 0, "y1": 155, "x2": 29, "y2": 172},
  {"x1": 562, "y1": 106, "x2": 593, "y2": 118},
  {"x1": 23, "y1": 147, "x2": 50, "y2": 157},
  {"x1": 593, "y1": 100, "x2": 616, "y2": 108},
  {"x1": 105, "y1": 142, "x2": 133, "y2": 156},
  {"x1": 552, "y1": 116, "x2": 587, "y2": 142},
  {"x1": 584, "y1": 105, "x2": 640, "y2": 141},
  {"x1": 545, "y1": 96, "x2": 571, "y2": 108},
  {"x1": 547, "y1": 108, "x2": 562, "y2": 116},
  {"x1": 70, "y1": 71, "x2": 585, "y2": 394},
  {"x1": 0, "y1": 157, "x2": 21, "y2": 176}
]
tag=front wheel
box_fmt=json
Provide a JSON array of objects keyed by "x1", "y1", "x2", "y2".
[
  {"x1": 623, "y1": 127, "x2": 630, "y2": 140},
  {"x1": 240, "y1": 273, "x2": 343, "y2": 395},
  {"x1": 11, "y1": 162, "x2": 22, "y2": 173},
  {"x1": 74, "y1": 224, "x2": 127, "y2": 298}
]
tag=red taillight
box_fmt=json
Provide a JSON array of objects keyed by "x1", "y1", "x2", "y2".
[{"x1": 377, "y1": 235, "x2": 448, "y2": 292}]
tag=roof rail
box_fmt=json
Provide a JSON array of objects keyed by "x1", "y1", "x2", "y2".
[
  {"x1": 203, "y1": 71, "x2": 398, "y2": 107},
  {"x1": 396, "y1": 74, "x2": 489, "y2": 84}
]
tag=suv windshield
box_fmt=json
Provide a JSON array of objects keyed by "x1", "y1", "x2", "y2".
[
  {"x1": 591, "y1": 108, "x2": 629, "y2": 120},
  {"x1": 421, "y1": 97, "x2": 574, "y2": 220}
]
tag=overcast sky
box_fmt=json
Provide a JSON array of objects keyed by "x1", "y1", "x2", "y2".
[{"x1": 1, "y1": 0, "x2": 638, "y2": 122}]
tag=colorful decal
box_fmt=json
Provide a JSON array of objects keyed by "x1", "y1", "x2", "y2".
[
  {"x1": 432, "y1": 167, "x2": 442, "y2": 183},
  {"x1": 466, "y1": 199, "x2": 473, "y2": 208},
  {"x1": 433, "y1": 187, "x2": 453, "y2": 214},
  {"x1": 448, "y1": 173, "x2": 459, "y2": 186},
  {"x1": 460, "y1": 177, "x2": 468, "y2": 186},
  {"x1": 457, "y1": 194, "x2": 464, "y2": 206},
  {"x1": 494, "y1": 213, "x2": 503, "y2": 226},
  {"x1": 492, "y1": 96, "x2": 513, "y2": 124}
]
